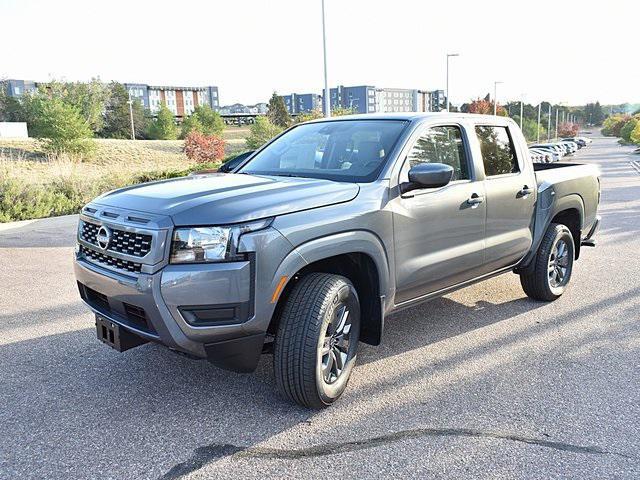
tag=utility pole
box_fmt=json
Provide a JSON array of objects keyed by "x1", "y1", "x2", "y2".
[
  {"x1": 321, "y1": 0, "x2": 330, "y2": 117},
  {"x1": 547, "y1": 104, "x2": 552, "y2": 141},
  {"x1": 127, "y1": 91, "x2": 135, "y2": 140},
  {"x1": 537, "y1": 103, "x2": 541, "y2": 143},
  {"x1": 446, "y1": 53, "x2": 459, "y2": 112},
  {"x1": 493, "y1": 81, "x2": 503, "y2": 116},
  {"x1": 520, "y1": 94, "x2": 524, "y2": 130},
  {"x1": 555, "y1": 109, "x2": 559, "y2": 140}
]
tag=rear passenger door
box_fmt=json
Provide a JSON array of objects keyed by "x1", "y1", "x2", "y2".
[{"x1": 474, "y1": 125, "x2": 536, "y2": 272}]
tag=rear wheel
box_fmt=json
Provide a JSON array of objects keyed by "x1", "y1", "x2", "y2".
[
  {"x1": 520, "y1": 223, "x2": 575, "y2": 301},
  {"x1": 274, "y1": 273, "x2": 360, "y2": 408}
]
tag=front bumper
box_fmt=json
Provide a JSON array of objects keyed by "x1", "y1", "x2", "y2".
[{"x1": 75, "y1": 257, "x2": 266, "y2": 371}]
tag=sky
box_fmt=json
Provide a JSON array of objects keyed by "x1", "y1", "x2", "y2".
[{"x1": 1, "y1": 0, "x2": 638, "y2": 107}]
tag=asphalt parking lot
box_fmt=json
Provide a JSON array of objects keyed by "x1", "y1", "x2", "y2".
[{"x1": 1, "y1": 135, "x2": 639, "y2": 479}]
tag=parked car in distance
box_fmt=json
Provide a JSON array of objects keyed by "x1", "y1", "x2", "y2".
[
  {"x1": 74, "y1": 113, "x2": 601, "y2": 408},
  {"x1": 530, "y1": 143, "x2": 565, "y2": 158},
  {"x1": 562, "y1": 137, "x2": 586, "y2": 148},
  {"x1": 529, "y1": 148, "x2": 556, "y2": 163},
  {"x1": 560, "y1": 141, "x2": 578, "y2": 154}
]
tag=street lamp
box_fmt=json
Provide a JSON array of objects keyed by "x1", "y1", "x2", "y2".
[
  {"x1": 446, "y1": 53, "x2": 459, "y2": 112},
  {"x1": 493, "y1": 81, "x2": 503, "y2": 116},
  {"x1": 321, "y1": 0, "x2": 330, "y2": 118},
  {"x1": 127, "y1": 91, "x2": 135, "y2": 141}
]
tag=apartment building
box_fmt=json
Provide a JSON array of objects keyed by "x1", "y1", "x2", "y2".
[
  {"x1": 280, "y1": 93, "x2": 322, "y2": 114},
  {"x1": 318, "y1": 85, "x2": 446, "y2": 114},
  {"x1": 124, "y1": 84, "x2": 219, "y2": 117}
]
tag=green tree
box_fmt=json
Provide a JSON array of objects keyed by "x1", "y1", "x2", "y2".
[
  {"x1": 147, "y1": 103, "x2": 178, "y2": 140},
  {"x1": 620, "y1": 118, "x2": 638, "y2": 142},
  {"x1": 181, "y1": 105, "x2": 224, "y2": 138},
  {"x1": 246, "y1": 116, "x2": 283, "y2": 150},
  {"x1": 267, "y1": 92, "x2": 291, "y2": 128},
  {"x1": 45, "y1": 78, "x2": 109, "y2": 133},
  {"x1": 101, "y1": 82, "x2": 148, "y2": 139},
  {"x1": 0, "y1": 86, "x2": 25, "y2": 122},
  {"x1": 25, "y1": 94, "x2": 94, "y2": 155},
  {"x1": 518, "y1": 117, "x2": 546, "y2": 142}
]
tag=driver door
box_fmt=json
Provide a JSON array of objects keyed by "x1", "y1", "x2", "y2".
[{"x1": 392, "y1": 124, "x2": 486, "y2": 305}]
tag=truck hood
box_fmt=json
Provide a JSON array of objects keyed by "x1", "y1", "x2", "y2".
[{"x1": 93, "y1": 173, "x2": 360, "y2": 226}]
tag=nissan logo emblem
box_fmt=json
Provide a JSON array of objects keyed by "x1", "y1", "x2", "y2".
[{"x1": 96, "y1": 225, "x2": 112, "y2": 250}]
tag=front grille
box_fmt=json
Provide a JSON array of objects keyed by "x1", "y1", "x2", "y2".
[
  {"x1": 80, "y1": 221, "x2": 152, "y2": 258},
  {"x1": 80, "y1": 245, "x2": 142, "y2": 273}
]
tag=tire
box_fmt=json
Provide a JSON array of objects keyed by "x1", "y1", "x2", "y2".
[
  {"x1": 520, "y1": 223, "x2": 575, "y2": 301},
  {"x1": 274, "y1": 273, "x2": 361, "y2": 408}
]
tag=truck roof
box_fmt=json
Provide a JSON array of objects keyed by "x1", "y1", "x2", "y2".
[{"x1": 305, "y1": 112, "x2": 516, "y2": 125}]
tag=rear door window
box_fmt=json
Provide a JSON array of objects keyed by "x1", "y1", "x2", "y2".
[{"x1": 475, "y1": 126, "x2": 519, "y2": 176}]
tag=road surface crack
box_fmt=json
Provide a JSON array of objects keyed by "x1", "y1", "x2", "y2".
[{"x1": 160, "y1": 427, "x2": 633, "y2": 478}]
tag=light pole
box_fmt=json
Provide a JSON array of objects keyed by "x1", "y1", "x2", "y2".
[
  {"x1": 547, "y1": 104, "x2": 552, "y2": 141},
  {"x1": 127, "y1": 91, "x2": 135, "y2": 141},
  {"x1": 555, "y1": 109, "x2": 559, "y2": 140},
  {"x1": 321, "y1": 0, "x2": 330, "y2": 118},
  {"x1": 446, "y1": 53, "x2": 459, "y2": 112},
  {"x1": 537, "y1": 102, "x2": 541, "y2": 143},
  {"x1": 493, "y1": 81, "x2": 503, "y2": 115},
  {"x1": 519, "y1": 93, "x2": 524, "y2": 130}
]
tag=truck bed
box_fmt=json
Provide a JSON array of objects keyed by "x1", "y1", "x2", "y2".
[{"x1": 533, "y1": 161, "x2": 600, "y2": 237}]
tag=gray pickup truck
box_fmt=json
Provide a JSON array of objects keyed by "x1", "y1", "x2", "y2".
[{"x1": 74, "y1": 113, "x2": 600, "y2": 407}]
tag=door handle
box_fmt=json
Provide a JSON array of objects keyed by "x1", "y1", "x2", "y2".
[
  {"x1": 467, "y1": 193, "x2": 484, "y2": 206},
  {"x1": 518, "y1": 185, "x2": 533, "y2": 197}
]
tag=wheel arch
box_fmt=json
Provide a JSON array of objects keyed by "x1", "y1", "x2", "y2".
[
  {"x1": 516, "y1": 193, "x2": 585, "y2": 273},
  {"x1": 268, "y1": 231, "x2": 391, "y2": 346}
]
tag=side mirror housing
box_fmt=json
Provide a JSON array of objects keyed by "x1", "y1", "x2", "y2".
[
  {"x1": 402, "y1": 163, "x2": 454, "y2": 194},
  {"x1": 218, "y1": 150, "x2": 255, "y2": 173}
]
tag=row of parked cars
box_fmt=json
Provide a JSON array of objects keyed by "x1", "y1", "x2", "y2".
[{"x1": 528, "y1": 136, "x2": 593, "y2": 163}]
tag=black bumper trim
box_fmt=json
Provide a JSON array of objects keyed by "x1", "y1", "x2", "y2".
[{"x1": 204, "y1": 333, "x2": 265, "y2": 373}]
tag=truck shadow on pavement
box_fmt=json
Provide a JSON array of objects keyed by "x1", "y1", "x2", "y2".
[{"x1": 4, "y1": 283, "x2": 639, "y2": 478}]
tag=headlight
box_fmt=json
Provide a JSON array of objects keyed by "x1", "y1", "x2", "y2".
[{"x1": 169, "y1": 218, "x2": 272, "y2": 264}]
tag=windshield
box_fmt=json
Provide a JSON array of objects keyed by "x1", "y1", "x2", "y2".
[{"x1": 238, "y1": 120, "x2": 408, "y2": 182}]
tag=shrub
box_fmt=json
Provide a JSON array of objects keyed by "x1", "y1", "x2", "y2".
[
  {"x1": 183, "y1": 131, "x2": 225, "y2": 164},
  {"x1": 246, "y1": 116, "x2": 284, "y2": 150},
  {"x1": 181, "y1": 105, "x2": 225, "y2": 138},
  {"x1": 602, "y1": 114, "x2": 630, "y2": 137},
  {"x1": 147, "y1": 104, "x2": 178, "y2": 140},
  {"x1": 294, "y1": 109, "x2": 324, "y2": 124},
  {"x1": 558, "y1": 122, "x2": 579, "y2": 137},
  {"x1": 24, "y1": 95, "x2": 95, "y2": 157},
  {"x1": 620, "y1": 118, "x2": 638, "y2": 143},
  {"x1": 630, "y1": 121, "x2": 640, "y2": 145}
]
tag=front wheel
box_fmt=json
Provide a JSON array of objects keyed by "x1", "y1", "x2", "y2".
[
  {"x1": 520, "y1": 223, "x2": 575, "y2": 301},
  {"x1": 274, "y1": 273, "x2": 360, "y2": 408}
]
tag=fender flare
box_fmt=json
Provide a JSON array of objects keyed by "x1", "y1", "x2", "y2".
[
  {"x1": 517, "y1": 191, "x2": 585, "y2": 272},
  {"x1": 268, "y1": 230, "x2": 392, "y2": 344}
]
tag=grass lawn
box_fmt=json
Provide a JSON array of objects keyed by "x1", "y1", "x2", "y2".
[{"x1": 0, "y1": 130, "x2": 249, "y2": 222}]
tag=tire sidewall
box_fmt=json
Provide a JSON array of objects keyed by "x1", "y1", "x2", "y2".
[
  {"x1": 546, "y1": 226, "x2": 575, "y2": 297},
  {"x1": 314, "y1": 281, "x2": 360, "y2": 405}
]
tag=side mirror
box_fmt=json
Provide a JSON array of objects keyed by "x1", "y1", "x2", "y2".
[
  {"x1": 402, "y1": 163, "x2": 454, "y2": 194},
  {"x1": 218, "y1": 150, "x2": 255, "y2": 173}
]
